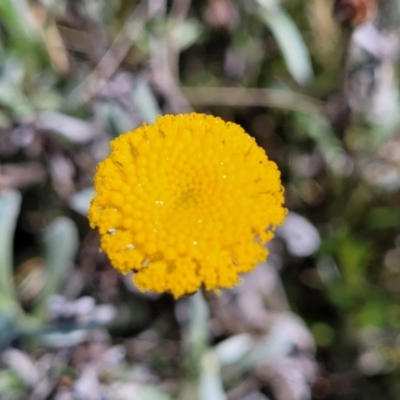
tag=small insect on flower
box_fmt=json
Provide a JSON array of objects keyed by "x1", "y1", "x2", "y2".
[{"x1": 88, "y1": 113, "x2": 286, "y2": 298}]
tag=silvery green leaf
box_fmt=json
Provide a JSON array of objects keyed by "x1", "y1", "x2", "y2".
[
  {"x1": 316, "y1": 256, "x2": 341, "y2": 285},
  {"x1": 0, "y1": 62, "x2": 33, "y2": 118},
  {"x1": 0, "y1": 315, "x2": 19, "y2": 350},
  {"x1": 199, "y1": 350, "x2": 226, "y2": 400},
  {"x1": 95, "y1": 101, "x2": 135, "y2": 137},
  {"x1": 92, "y1": 304, "x2": 117, "y2": 325},
  {"x1": 1, "y1": 349, "x2": 39, "y2": 387},
  {"x1": 239, "y1": 313, "x2": 315, "y2": 370},
  {"x1": 0, "y1": 0, "x2": 42, "y2": 47},
  {"x1": 38, "y1": 329, "x2": 89, "y2": 348},
  {"x1": 185, "y1": 291, "x2": 209, "y2": 368},
  {"x1": 133, "y1": 387, "x2": 172, "y2": 400},
  {"x1": 33, "y1": 217, "x2": 79, "y2": 320},
  {"x1": 170, "y1": 19, "x2": 203, "y2": 51},
  {"x1": 256, "y1": 2, "x2": 313, "y2": 85},
  {"x1": 68, "y1": 187, "x2": 94, "y2": 216},
  {"x1": 0, "y1": 369, "x2": 25, "y2": 399},
  {"x1": 35, "y1": 112, "x2": 96, "y2": 144},
  {"x1": 296, "y1": 113, "x2": 348, "y2": 175},
  {"x1": 215, "y1": 334, "x2": 253, "y2": 366},
  {"x1": 0, "y1": 190, "x2": 22, "y2": 312},
  {"x1": 276, "y1": 212, "x2": 321, "y2": 256},
  {"x1": 132, "y1": 77, "x2": 162, "y2": 124},
  {"x1": 106, "y1": 383, "x2": 172, "y2": 400}
]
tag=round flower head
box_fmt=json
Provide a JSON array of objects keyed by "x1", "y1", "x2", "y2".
[{"x1": 89, "y1": 113, "x2": 286, "y2": 298}]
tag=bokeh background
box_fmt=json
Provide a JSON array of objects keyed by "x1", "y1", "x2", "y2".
[{"x1": 1, "y1": 0, "x2": 400, "y2": 399}]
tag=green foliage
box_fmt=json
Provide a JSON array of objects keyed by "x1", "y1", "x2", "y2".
[
  {"x1": 0, "y1": 191, "x2": 79, "y2": 347},
  {"x1": 0, "y1": 191, "x2": 22, "y2": 314},
  {"x1": 33, "y1": 217, "x2": 79, "y2": 319},
  {"x1": 1, "y1": 0, "x2": 400, "y2": 398}
]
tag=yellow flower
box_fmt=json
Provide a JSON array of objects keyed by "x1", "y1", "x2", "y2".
[{"x1": 89, "y1": 113, "x2": 286, "y2": 298}]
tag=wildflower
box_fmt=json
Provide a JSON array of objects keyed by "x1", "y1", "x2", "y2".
[{"x1": 89, "y1": 113, "x2": 286, "y2": 298}]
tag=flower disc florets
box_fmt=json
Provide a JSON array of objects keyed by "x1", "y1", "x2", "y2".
[{"x1": 89, "y1": 113, "x2": 286, "y2": 298}]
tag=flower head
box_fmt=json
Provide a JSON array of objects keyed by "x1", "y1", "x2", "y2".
[{"x1": 89, "y1": 113, "x2": 286, "y2": 298}]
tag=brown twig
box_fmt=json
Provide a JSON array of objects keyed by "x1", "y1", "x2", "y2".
[
  {"x1": 149, "y1": 0, "x2": 193, "y2": 114},
  {"x1": 180, "y1": 86, "x2": 324, "y2": 115},
  {"x1": 66, "y1": 0, "x2": 151, "y2": 106}
]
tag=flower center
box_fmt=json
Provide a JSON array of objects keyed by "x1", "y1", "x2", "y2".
[{"x1": 176, "y1": 188, "x2": 196, "y2": 207}]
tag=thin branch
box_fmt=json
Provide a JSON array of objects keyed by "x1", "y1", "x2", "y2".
[
  {"x1": 170, "y1": 0, "x2": 192, "y2": 20},
  {"x1": 65, "y1": 0, "x2": 150, "y2": 106},
  {"x1": 150, "y1": 38, "x2": 193, "y2": 113},
  {"x1": 148, "y1": 0, "x2": 193, "y2": 114},
  {"x1": 180, "y1": 86, "x2": 324, "y2": 115}
]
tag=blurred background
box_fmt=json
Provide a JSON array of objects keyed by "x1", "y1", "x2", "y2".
[{"x1": 1, "y1": 0, "x2": 400, "y2": 399}]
